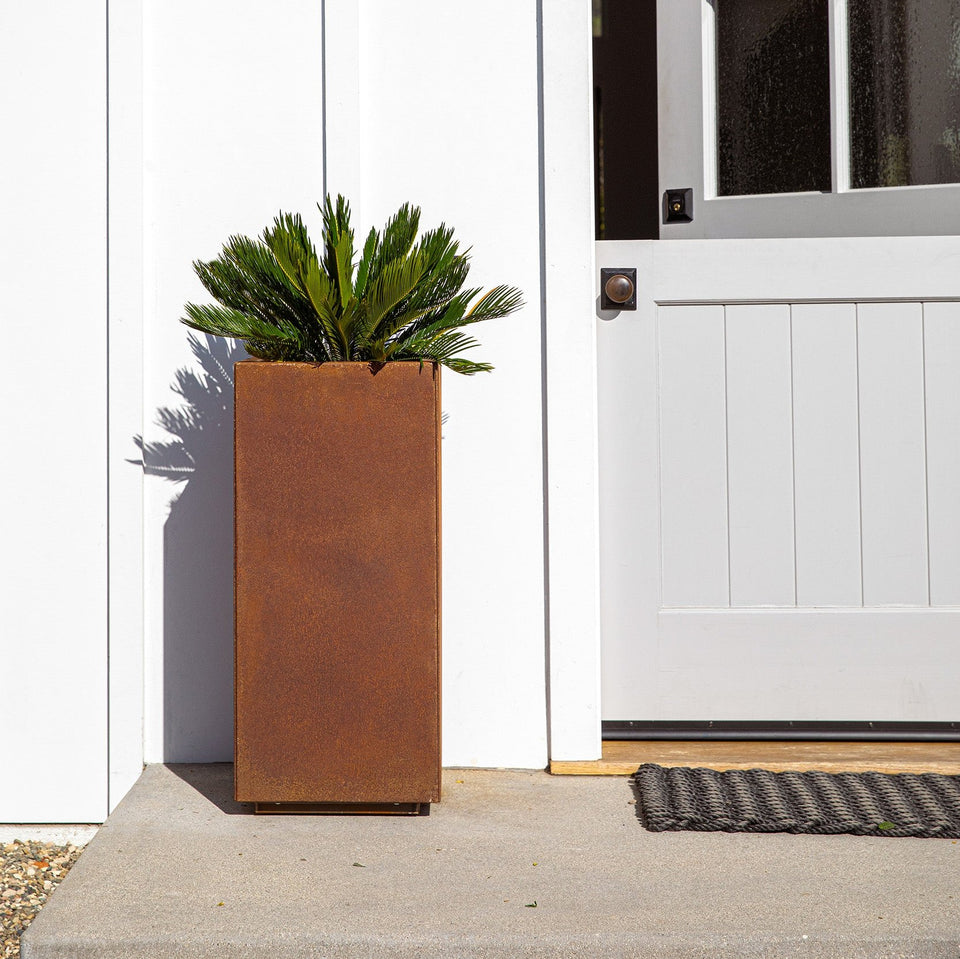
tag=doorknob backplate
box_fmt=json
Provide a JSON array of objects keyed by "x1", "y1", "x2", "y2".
[{"x1": 600, "y1": 268, "x2": 637, "y2": 311}]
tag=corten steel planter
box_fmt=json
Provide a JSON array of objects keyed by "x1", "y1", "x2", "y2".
[{"x1": 234, "y1": 360, "x2": 441, "y2": 811}]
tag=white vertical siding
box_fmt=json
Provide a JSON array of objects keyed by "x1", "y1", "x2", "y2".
[
  {"x1": 1, "y1": 0, "x2": 108, "y2": 822},
  {"x1": 108, "y1": 0, "x2": 146, "y2": 814}
]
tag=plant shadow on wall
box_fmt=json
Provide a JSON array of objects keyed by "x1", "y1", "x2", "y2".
[{"x1": 131, "y1": 333, "x2": 245, "y2": 761}]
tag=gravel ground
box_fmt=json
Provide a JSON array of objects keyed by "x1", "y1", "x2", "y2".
[{"x1": 1, "y1": 841, "x2": 83, "y2": 959}]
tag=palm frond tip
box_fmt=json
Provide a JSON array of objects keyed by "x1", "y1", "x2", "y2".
[{"x1": 180, "y1": 194, "x2": 523, "y2": 374}]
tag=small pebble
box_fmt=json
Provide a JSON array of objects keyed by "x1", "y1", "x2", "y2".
[{"x1": 1, "y1": 839, "x2": 84, "y2": 959}]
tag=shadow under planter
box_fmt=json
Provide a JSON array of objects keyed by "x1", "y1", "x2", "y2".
[{"x1": 233, "y1": 360, "x2": 442, "y2": 812}]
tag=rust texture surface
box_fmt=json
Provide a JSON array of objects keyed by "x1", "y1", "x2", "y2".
[{"x1": 234, "y1": 361, "x2": 441, "y2": 805}]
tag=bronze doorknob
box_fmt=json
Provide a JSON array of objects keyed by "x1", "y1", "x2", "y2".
[{"x1": 604, "y1": 273, "x2": 635, "y2": 304}]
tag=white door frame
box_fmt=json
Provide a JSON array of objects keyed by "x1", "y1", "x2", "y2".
[{"x1": 540, "y1": 0, "x2": 604, "y2": 762}]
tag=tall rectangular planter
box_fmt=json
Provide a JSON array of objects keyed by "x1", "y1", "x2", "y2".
[{"x1": 234, "y1": 361, "x2": 441, "y2": 808}]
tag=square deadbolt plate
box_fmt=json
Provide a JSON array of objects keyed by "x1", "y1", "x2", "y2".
[
  {"x1": 600, "y1": 268, "x2": 637, "y2": 311},
  {"x1": 663, "y1": 188, "x2": 693, "y2": 223}
]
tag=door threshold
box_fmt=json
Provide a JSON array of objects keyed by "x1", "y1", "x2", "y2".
[{"x1": 550, "y1": 740, "x2": 960, "y2": 776}]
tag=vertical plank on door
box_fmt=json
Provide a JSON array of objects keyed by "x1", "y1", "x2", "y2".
[
  {"x1": 792, "y1": 303, "x2": 862, "y2": 606},
  {"x1": 658, "y1": 305, "x2": 729, "y2": 607},
  {"x1": 923, "y1": 301, "x2": 960, "y2": 606},
  {"x1": 725, "y1": 304, "x2": 795, "y2": 606},
  {"x1": 858, "y1": 302, "x2": 929, "y2": 605}
]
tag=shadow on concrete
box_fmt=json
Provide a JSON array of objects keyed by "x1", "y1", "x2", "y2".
[{"x1": 164, "y1": 763, "x2": 253, "y2": 815}]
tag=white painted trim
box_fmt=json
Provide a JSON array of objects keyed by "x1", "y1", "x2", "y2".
[
  {"x1": 540, "y1": 0, "x2": 602, "y2": 761},
  {"x1": 828, "y1": 0, "x2": 851, "y2": 193},
  {"x1": 323, "y1": 0, "x2": 362, "y2": 218},
  {"x1": 108, "y1": 0, "x2": 146, "y2": 812},
  {"x1": 700, "y1": 0, "x2": 718, "y2": 200}
]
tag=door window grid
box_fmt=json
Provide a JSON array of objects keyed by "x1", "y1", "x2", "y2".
[{"x1": 703, "y1": 0, "x2": 960, "y2": 198}]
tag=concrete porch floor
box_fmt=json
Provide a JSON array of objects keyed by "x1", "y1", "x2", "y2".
[{"x1": 22, "y1": 764, "x2": 960, "y2": 959}]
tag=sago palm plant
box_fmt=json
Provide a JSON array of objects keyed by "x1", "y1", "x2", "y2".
[{"x1": 181, "y1": 194, "x2": 523, "y2": 374}]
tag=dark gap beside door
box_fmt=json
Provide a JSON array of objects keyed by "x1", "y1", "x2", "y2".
[{"x1": 593, "y1": 0, "x2": 659, "y2": 240}]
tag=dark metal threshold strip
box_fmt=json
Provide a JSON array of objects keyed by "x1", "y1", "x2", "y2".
[{"x1": 603, "y1": 721, "x2": 960, "y2": 742}]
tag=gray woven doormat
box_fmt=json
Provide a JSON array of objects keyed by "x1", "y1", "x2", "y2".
[{"x1": 632, "y1": 764, "x2": 960, "y2": 837}]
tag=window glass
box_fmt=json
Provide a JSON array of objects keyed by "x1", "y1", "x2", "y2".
[
  {"x1": 849, "y1": 0, "x2": 960, "y2": 188},
  {"x1": 716, "y1": 0, "x2": 831, "y2": 195}
]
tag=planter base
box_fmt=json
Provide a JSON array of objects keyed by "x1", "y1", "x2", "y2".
[{"x1": 253, "y1": 801, "x2": 429, "y2": 816}]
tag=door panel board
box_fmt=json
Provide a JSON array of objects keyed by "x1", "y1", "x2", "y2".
[
  {"x1": 725, "y1": 305, "x2": 795, "y2": 606},
  {"x1": 857, "y1": 303, "x2": 929, "y2": 605},
  {"x1": 924, "y1": 302, "x2": 960, "y2": 606},
  {"x1": 658, "y1": 306, "x2": 729, "y2": 607},
  {"x1": 792, "y1": 303, "x2": 862, "y2": 605}
]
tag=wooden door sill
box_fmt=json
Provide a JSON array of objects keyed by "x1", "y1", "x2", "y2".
[{"x1": 550, "y1": 740, "x2": 960, "y2": 776}]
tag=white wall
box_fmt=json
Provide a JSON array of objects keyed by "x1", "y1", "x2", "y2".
[
  {"x1": 108, "y1": 0, "x2": 147, "y2": 814},
  {"x1": 0, "y1": 0, "x2": 596, "y2": 823},
  {"x1": 139, "y1": 0, "x2": 549, "y2": 768},
  {"x1": 1, "y1": 0, "x2": 109, "y2": 822}
]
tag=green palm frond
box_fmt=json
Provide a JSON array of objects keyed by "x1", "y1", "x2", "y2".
[
  {"x1": 391, "y1": 329, "x2": 494, "y2": 375},
  {"x1": 374, "y1": 203, "x2": 420, "y2": 271},
  {"x1": 262, "y1": 214, "x2": 348, "y2": 359},
  {"x1": 193, "y1": 233, "x2": 330, "y2": 361},
  {"x1": 183, "y1": 303, "x2": 301, "y2": 349},
  {"x1": 181, "y1": 194, "x2": 523, "y2": 373},
  {"x1": 465, "y1": 285, "x2": 526, "y2": 322},
  {"x1": 362, "y1": 253, "x2": 428, "y2": 354}
]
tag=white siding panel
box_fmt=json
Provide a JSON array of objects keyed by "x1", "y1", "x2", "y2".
[
  {"x1": 659, "y1": 305, "x2": 729, "y2": 607},
  {"x1": 858, "y1": 303, "x2": 929, "y2": 605},
  {"x1": 792, "y1": 303, "x2": 862, "y2": 606},
  {"x1": 1, "y1": 0, "x2": 108, "y2": 822},
  {"x1": 924, "y1": 301, "x2": 960, "y2": 606},
  {"x1": 725, "y1": 305, "x2": 795, "y2": 606}
]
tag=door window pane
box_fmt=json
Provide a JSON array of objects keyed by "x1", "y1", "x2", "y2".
[
  {"x1": 716, "y1": 0, "x2": 831, "y2": 196},
  {"x1": 849, "y1": 0, "x2": 960, "y2": 189}
]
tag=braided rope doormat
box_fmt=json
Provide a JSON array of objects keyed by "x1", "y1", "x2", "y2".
[{"x1": 632, "y1": 764, "x2": 960, "y2": 837}]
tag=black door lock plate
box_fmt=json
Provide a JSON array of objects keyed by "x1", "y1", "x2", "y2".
[
  {"x1": 663, "y1": 188, "x2": 693, "y2": 223},
  {"x1": 600, "y1": 268, "x2": 637, "y2": 311}
]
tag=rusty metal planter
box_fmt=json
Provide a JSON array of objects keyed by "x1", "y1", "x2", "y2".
[{"x1": 234, "y1": 361, "x2": 441, "y2": 808}]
